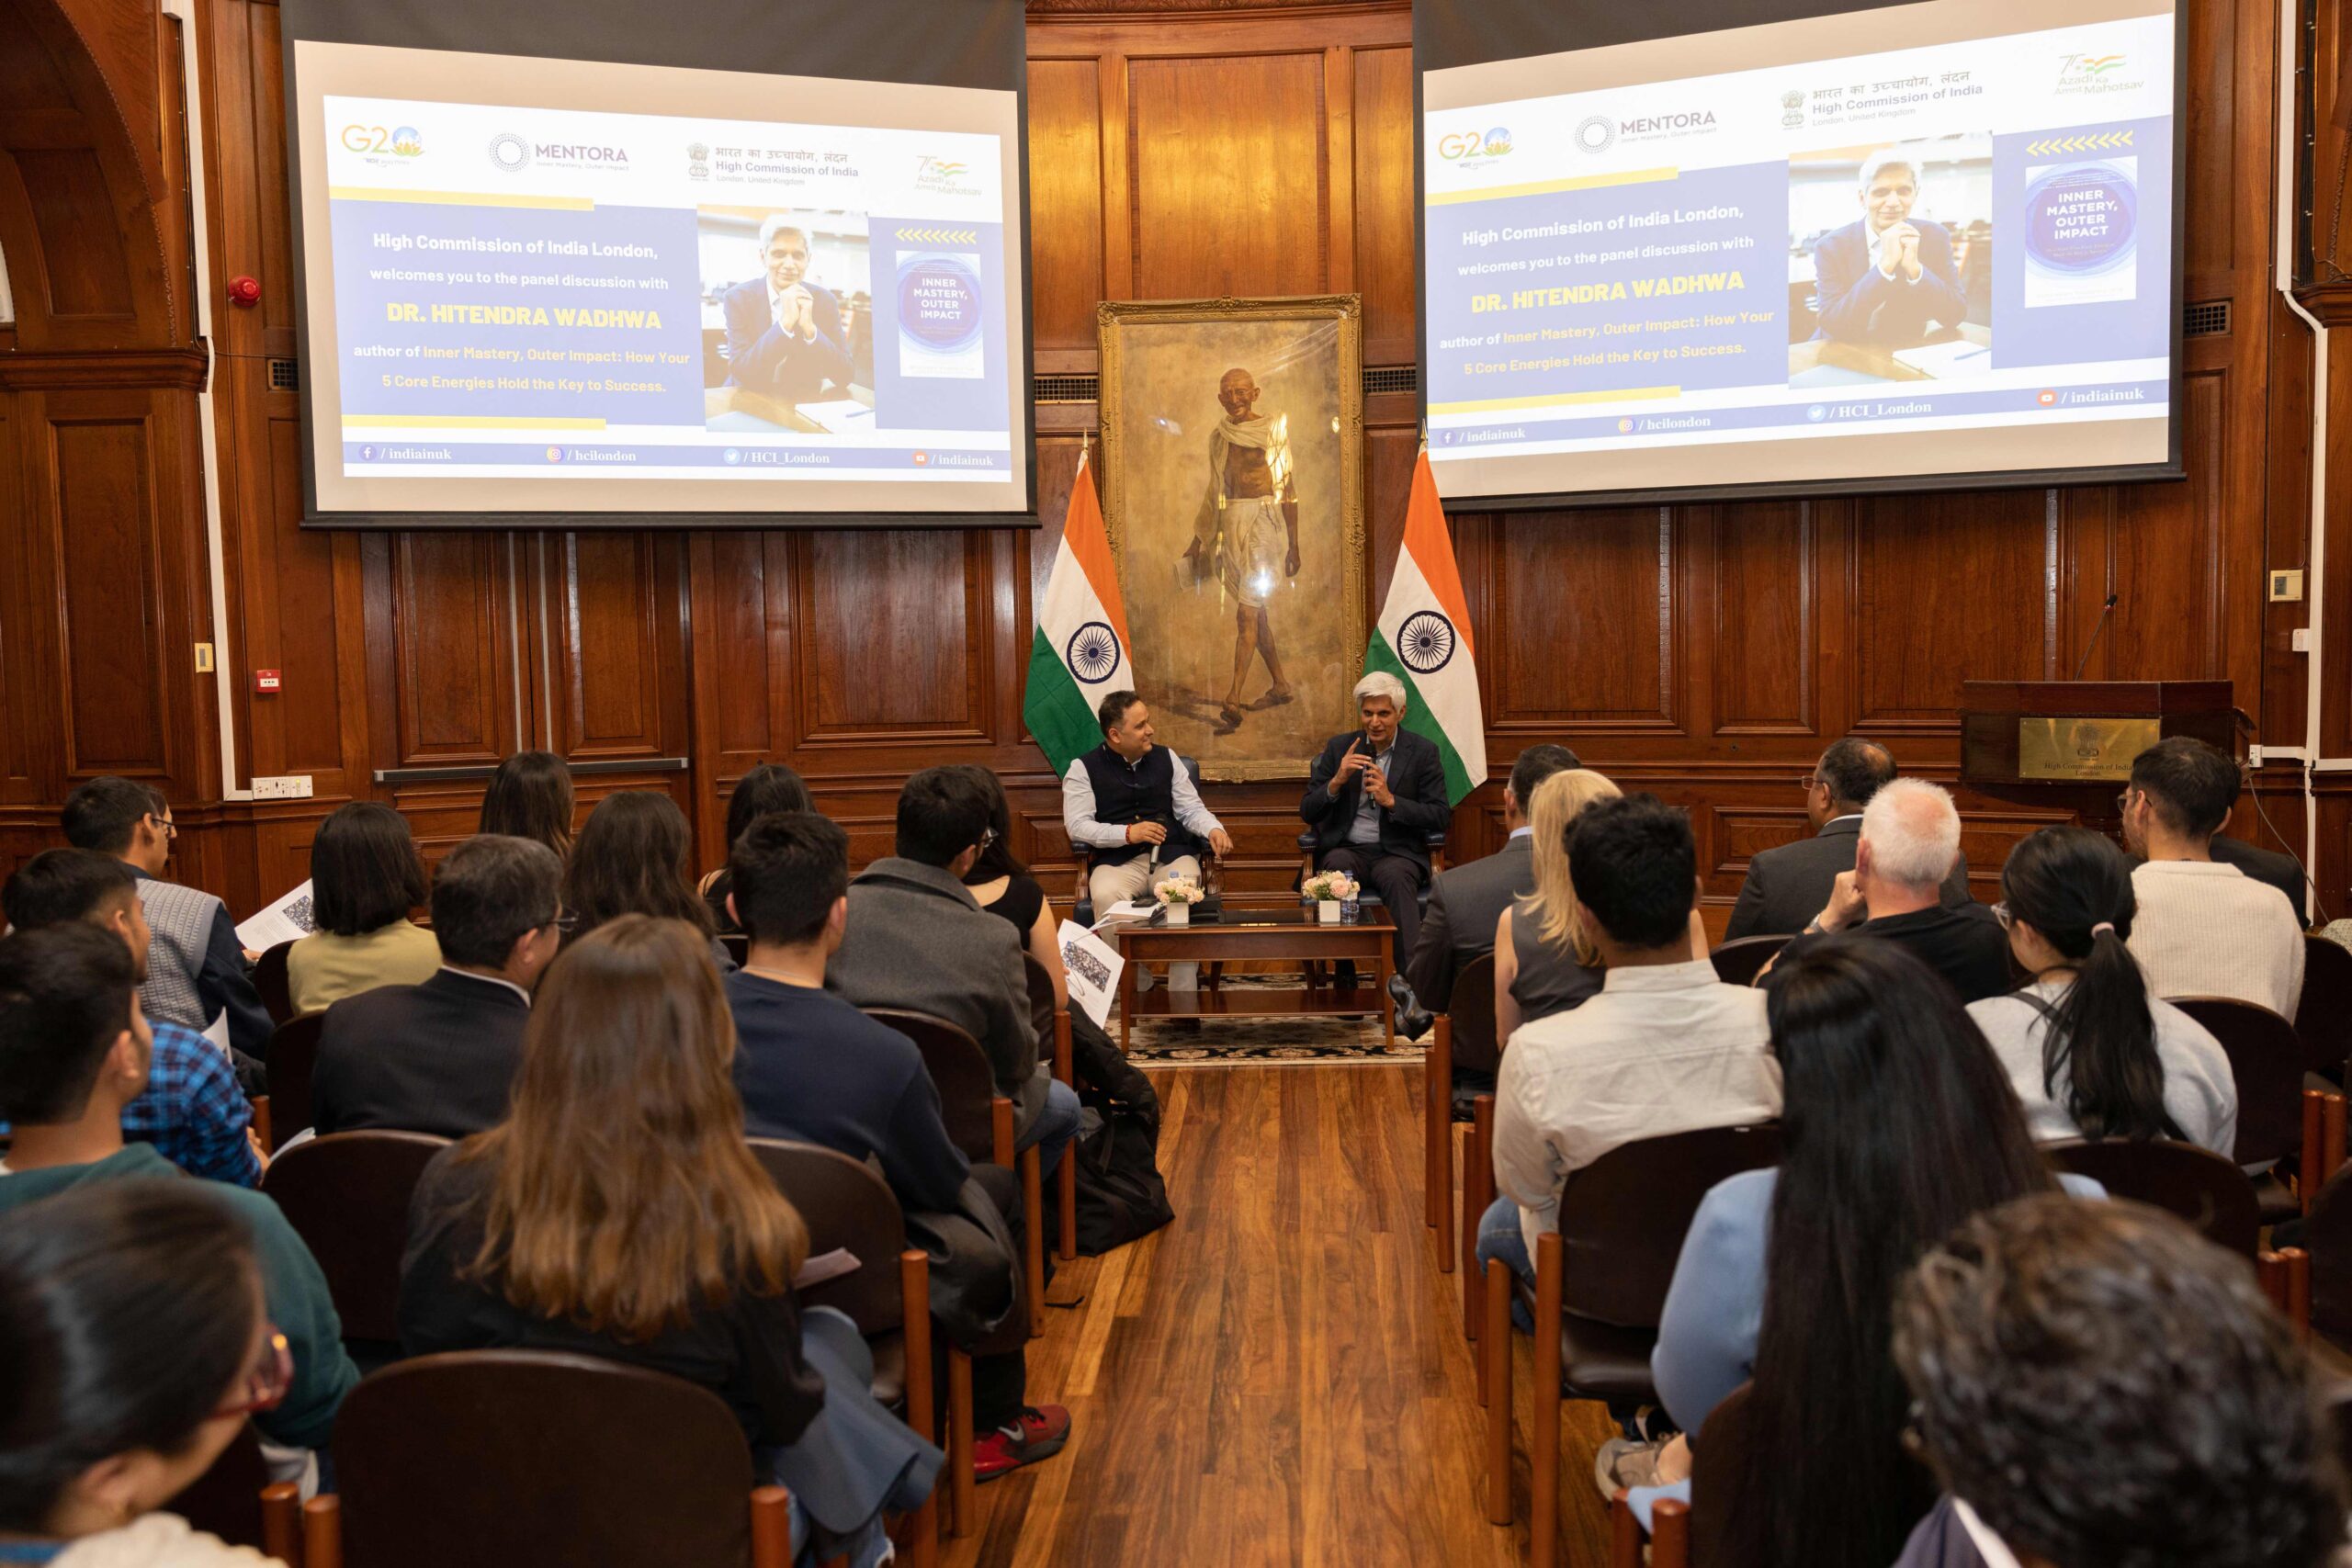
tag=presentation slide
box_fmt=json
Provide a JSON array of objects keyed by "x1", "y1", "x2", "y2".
[
  {"x1": 1421, "y1": 0, "x2": 2178, "y2": 504},
  {"x1": 289, "y1": 40, "x2": 1028, "y2": 518}
]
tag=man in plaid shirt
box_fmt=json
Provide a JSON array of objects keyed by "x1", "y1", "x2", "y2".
[{"x1": 1, "y1": 850, "x2": 259, "y2": 1186}]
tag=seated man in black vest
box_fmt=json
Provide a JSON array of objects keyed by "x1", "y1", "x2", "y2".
[
  {"x1": 1060, "y1": 691, "x2": 1232, "y2": 992},
  {"x1": 1300, "y1": 671, "x2": 1452, "y2": 981}
]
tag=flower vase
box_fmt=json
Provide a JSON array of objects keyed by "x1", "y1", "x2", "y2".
[
  {"x1": 1317, "y1": 899, "x2": 1342, "y2": 924},
  {"x1": 1164, "y1": 903, "x2": 1190, "y2": 927}
]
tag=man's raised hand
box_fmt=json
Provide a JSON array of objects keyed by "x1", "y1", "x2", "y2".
[{"x1": 1329, "y1": 734, "x2": 1371, "y2": 795}]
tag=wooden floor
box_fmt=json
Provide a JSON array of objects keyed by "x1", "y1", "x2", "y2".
[{"x1": 945, "y1": 1063, "x2": 1614, "y2": 1567}]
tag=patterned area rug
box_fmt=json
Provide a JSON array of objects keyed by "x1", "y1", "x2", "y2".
[{"x1": 1120, "y1": 973, "x2": 1425, "y2": 1064}]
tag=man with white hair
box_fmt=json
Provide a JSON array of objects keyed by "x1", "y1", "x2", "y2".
[
  {"x1": 1300, "y1": 671, "x2": 1453, "y2": 985},
  {"x1": 720, "y1": 213, "x2": 853, "y2": 401},
  {"x1": 1809, "y1": 147, "x2": 1968, "y2": 349},
  {"x1": 1768, "y1": 777, "x2": 2011, "y2": 1002}
]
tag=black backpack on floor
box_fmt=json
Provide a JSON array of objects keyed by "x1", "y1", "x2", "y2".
[{"x1": 1046, "y1": 1011, "x2": 1174, "y2": 1256}]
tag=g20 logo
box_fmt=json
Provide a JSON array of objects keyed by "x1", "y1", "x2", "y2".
[
  {"x1": 340, "y1": 124, "x2": 423, "y2": 156},
  {"x1": 1438, "y1": 126, "x2": 1513, "y2": 161}
]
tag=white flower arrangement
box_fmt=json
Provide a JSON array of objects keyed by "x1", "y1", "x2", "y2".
[
  {"x1": 1301, "y1": 870, "x2": 1360, "y2": 903},
  {"x1": 1153, "y1": 874, "x2": 1206, "y2": 907}
]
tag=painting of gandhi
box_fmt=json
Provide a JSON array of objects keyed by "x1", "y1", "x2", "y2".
[{"x1": 1184, "y1": 368, "x2": 1301, "y2": 733}]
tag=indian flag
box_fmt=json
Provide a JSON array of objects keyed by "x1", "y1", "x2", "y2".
[
  {"x1": 1364, "y1": 448, "x2": 1486, "y2": 805},
  {"x1": 1024, "y1": 449, "x2": 1133, "y2": 773}
]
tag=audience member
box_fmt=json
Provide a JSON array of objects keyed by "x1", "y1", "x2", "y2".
[
  {"x1": 312, "y1": 835, "x2": 561, "y2": 1138},
  {"x1": 400, "y1": 916, "x2": 940, "y2": 1559},
  {"x1": 563, "y1": 792, "x2": 729, "y2": 972},
  {"x1": 476, "y1": 750, "x2": 575, "y2": 860},
  {"x1": 1299, "y1": 671, "x2": 1450, "y2": 992},
  {"x1": 1061, "y1": 692, "x2": 1230, "y2": 995},
  {"x1": 2122, "y1": 738, "x2": 2306, "y2": 1015},
  {"x1": 1492, "y1": 769, "x2": 1623, "y2": 1040},
  {"x1": 829, "y1": 768, "x2": 1080, "y2": 1173},
  {"x1": 0, "y1": 1181, "x2": 289, "y2": 1566},
  {"x1": 1406, "y1": 743, "x2": 1578, "y2": 1019},
  {"x1": 1480, "y1": 795, "x2": 1781, "y2": 1282},
  {"x1": 1, "y1": 851, "x2": 257, "y2": 1188},
  {"x1": 1970, "y1": 827, "x2": 2235, "y2": 1156},
  {"x1": 286, "y1": 802, "x2": 439, "y2": 1015},
  {"x1": 724, "y1": 812, "x2": 1071, "y2": 1483},
  {"x1": 1890, "y1": 1196, "x2": 2345, "y2": 1568},
  {"x1": 1770, "y1": 779, "x2": 2009, "y2": 1003},
  {"x1": 958, "y1": 765, "x2": 1069, "y2": 1021},
  {"x1": 701, "y1": 761, "x2": 813, "y2": 936},
  {"x1": 1724, "y1": 739, "x2": 1972, "y2": 940},
  {"x1": 0, "y1": 923, "x2": 356, "y2": 1454},
  {"x1": 1611, "y1": 941, "x2": 2086, "y2": 1568},
  {"x1": 61, "y1": 777, "x2": 271, "y2": 1068}
]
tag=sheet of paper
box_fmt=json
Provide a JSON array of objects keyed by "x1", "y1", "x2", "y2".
[
  {"x1": 792, "y1": 1247, "x2": 862, "y2": 1290},
  {"x1": 1057, "y1": 919, "x2": 1126, "y2": 1030},
  {"x1": 236, "y1": 879, "x2": 317, "y2": 953},
  {"x1": 202, "y1": 1010, "x2": 232, "y2": 1058},
  {"x1": 1093, "y1": 898, "x2": 1158, "y2": 928}
]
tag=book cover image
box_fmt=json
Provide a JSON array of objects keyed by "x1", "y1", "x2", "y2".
[
  {"x1": 895, "y1": 250, "x2": 985, "y2": 379},
  {"x1": 2021, "y1": 157, "x2": 2138, "y2": 309}
]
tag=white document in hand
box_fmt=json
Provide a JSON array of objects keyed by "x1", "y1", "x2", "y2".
[
  {"x1": 236, "y1": 879, "x2": 318, "y2": 953},
  {"x1": 1057, "y1": 919, "x2": 1126, "y2": 1030}
]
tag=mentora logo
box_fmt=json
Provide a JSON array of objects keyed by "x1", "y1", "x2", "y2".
[
  {"x1": 488, "y1": 133, "x2": 530, "y2": 172},
  {"x1": 1439, "y1": 127, "x2": 1513, "y2": 161},
  {"x1": 341, "y1": 123, "x2": 424, "y2": 156},
  {"x1": 1573, "y1": 116, "x2": 1616, "y2": 154}
]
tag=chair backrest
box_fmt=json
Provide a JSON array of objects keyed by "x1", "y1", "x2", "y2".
[
  {"x1": 263, "y1": 1012, "x2": 327, "y2": 1152},
  {"x1": 1709, "y1": 935, "x2": 1791, "y2": 988},
  {"x1": 253, "y1": 941, "x2": 297, "y2": 1027},
  {"x1": 1449, "y1": 952, "x2": 1502, "y2": 1075},
  {"x1": 2306, "y1": 1163, "x2": 2352, "y2": 1355},
  {"x1": 2171, "y1": 997, "x2": 2303, "y2": 1167},
  {"x1": 262, "y1": 1130, "x2": 454, "y2": 1343},
  {"x1": 1021, "y1": 952, "x2": 1058, "y2": 1048},
  {"x1": 863, "y1": 1009, "x2": 996, "y2": 1162},
  {"x1": 745, "y1": 1137, "x2": 908, "y2": 1336},
  {"x1": 2299, "y1": 936, "x2": 2352, "y2": 1079},
  {"x1": 1556, "y1": 1122, "x2": 1783, "y2": 1327},
  {"x1": 172, "y1": 1422, "x2": 270, "y2": 1550},
  {"x1": 1687, "y1": 1381, "x2": 1758, "y2": 1568},
  {"x1": 2043, "y1": 1137, "x2": 2261, "y2": 1257},
  {"x1": 718, "y1": 932, "x2": 750, "y2": 970},
  {"x1": 331, "y1": 1350, "x2": 759, "y2": 1568}
]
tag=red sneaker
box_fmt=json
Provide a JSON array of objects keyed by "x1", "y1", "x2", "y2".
[{"x1": 972, "y1": 1404, "x2": 1072, "y2": 1482}]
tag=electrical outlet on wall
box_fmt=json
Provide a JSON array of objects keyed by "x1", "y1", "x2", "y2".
[{"x1": 251, "y1": 775, "x2": 314, "y2": 800}]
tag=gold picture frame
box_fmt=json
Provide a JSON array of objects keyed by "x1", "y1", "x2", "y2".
[{"x1": 1095, "y1": 294, "x2": 1366, "y2": 783}]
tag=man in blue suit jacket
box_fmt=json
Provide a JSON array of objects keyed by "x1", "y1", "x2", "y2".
[
  {"x1": 721, "y1": 216, "x2": 854, "y2": 402},
  {"x1": 1810, "y1": 150, "x2": 1969, "y2": 349}
]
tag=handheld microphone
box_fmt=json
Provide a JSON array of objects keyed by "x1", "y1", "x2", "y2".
[{"x1": 2072, "y1": 592, "x2": 2120, "y2": 682}]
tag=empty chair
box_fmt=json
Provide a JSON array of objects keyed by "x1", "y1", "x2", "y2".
[
  {"x1": 2044, "y1": 1137, "x2": 2260, "y2": 1257},
  {"x1": 262, "y1": 1011, "x2": 326, "y2": 1153},
  {"x1": 252, "y1": 940, "x2": 297, "y2": 1027},
  {"x1": 262, "y1": 1130, "x2": 453, "y2": 1359},
  {"x1": 1708, "y1": 934, "x2": 1790, "y2": 987},
  {"x1": 2172, "y1": 996, "x2": 2304, "y2": 1218},
  {"x1": 2301, "y1": 935, "x2": 2352, "y2": 1080},
  {"x1": 319, "y1": 1351, "x2": 796, "y2": 1568}
]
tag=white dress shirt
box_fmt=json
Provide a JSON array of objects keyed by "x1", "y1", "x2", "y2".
[
  {"x1": 1493, "y1": 959, "x2": 1782, "y2": 1258},
  {"x1": 1060, "y1": 750, "x2": 1224, "y2": 852}
]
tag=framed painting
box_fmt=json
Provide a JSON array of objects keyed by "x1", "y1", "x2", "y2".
[{"x1": 1096, "y1": 294, "x2": 1365, "y2": 783}]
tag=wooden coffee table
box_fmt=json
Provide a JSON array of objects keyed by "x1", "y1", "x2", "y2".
[{"x1": 1105, "y1": 898, "x2": 1396, "y2": 1052}]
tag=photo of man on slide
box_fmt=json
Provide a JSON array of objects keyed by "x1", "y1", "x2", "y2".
[
  {"x1": 1809, "y1": 147, "x2": 1970, "y2": 349},
  {"x1": 700, "y1": 208, "x2": 872, "y2": 433}
]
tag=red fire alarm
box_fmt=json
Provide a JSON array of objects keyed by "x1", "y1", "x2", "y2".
[
  {"x1": 254, "y1": 669, "x2": 282, "y2": 694},
  {"x1": 228, "y1": 276, "x2": 262, "y2": 308}
]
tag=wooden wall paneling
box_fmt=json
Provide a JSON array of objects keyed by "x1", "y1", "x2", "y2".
[
  {"x1": 1026, "y1": 57, "x2": 1105, "y2": 363},
  {"x1": 1709, "y1": 500, "x2": 1815, "y2": 738},
  {"x1": 540, "y1": 530, "x2": 690, "y2": 767},
  {"x1": 365, "y1": 529, "x2": 526, "y2": 771},
  {"x1": 1483, "y1": 507, "x2": 1680, "y2": 734},
  {"x1": 1350, "y1": 44, "x2": 1415, "y2": 364},
  {"x1": 0, "y1": 389, "x2": 55, "y2": 806},
  {"x1": 1125, "y1": 51, "x2": 1329, "y2": 301},
  {"x1": 685, "y1": 527, "x2": 788, "y2": 870},
  {"x1": 792, "y1": 528, "x2": 994, "y2": 750}
]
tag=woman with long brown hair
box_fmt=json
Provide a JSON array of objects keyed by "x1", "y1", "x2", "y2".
[
  {"x1": 400, "y1": 915, "x2": 940, "y2": 1564},
  {"x1": 477, "y1": 750, "x2": 576, "y2": 861}
]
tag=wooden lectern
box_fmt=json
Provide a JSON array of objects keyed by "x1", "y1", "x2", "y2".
[{"x1": 1960, "y1": 682, "x2": 2235, "y2": 828}]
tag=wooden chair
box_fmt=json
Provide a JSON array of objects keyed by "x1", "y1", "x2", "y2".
[
  {"x1": 861, "y1": 1010, "x2": 1046, "y2": 1355},
  {"x1": 1604, "y1": 1381, "x2": 1753, "y2": 1568},
  {"x1": 1069, "y1": 754, "x2": 1216, "y2": 928},
  {"x1": 2172, "y1": 996, "x2": 2305, "y2": 1219},
  {"x1": 746, "y1": 1137, "x2": 944, "y2": 1562},
  {"x1": 1292, "y1": 829, "x2": 1446, "y2": 992},
  {"x1": 261, "y1": 1012, "x2": 326, "y2": 1154},
  {"x1": 312, "y1": 1351, "x2": 802, "y2": 1568},
  {"x1": 2043, "y1": 1136, "x2": 2261, "y2": 1256},
  {"x1": 1707, "y1": 934, "x2": 1791, "y2": 987},
  {"x1": 2300, "y1": 935, "x2": 2352, "y2": 1080},
  {"x1": 1425, "y1": 952, "x2": 1498, "y2": 1278},
  {"x1": 1462, "y1": 1093, "x2": 1498, "y2": 1345},
  {"x1": 253, "y1": 940, "x2": 298, "y2": 1027},
  {"x1": 262, "y1": 1130, "x2": 452, "y2": 1359},
  {"x1": 1491, "y1": 1121, "x2": 1783, "y2": 1563},
  {"x1": 718, "y1": 932, "x2": 751, "y2": 970},
  {"x1": 1022, "y1": 954, "x2": 1079, "y2": 1265}
]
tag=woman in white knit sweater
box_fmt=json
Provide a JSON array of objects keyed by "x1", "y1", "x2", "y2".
[
  {"x1": 1965, "y1": 827, "x2": 2237, "y2": 1158},
  {"x1": 0, "y1": 1183, "x2": 287, "y2": 1567}
]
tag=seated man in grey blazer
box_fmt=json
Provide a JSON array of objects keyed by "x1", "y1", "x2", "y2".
[
  {"x1": 1723, "y1": 737, "x2": 1971, "y2": 940},
  {"x1": 1402, "y1": 742, "x2": 1579, "y2": 1029}
]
